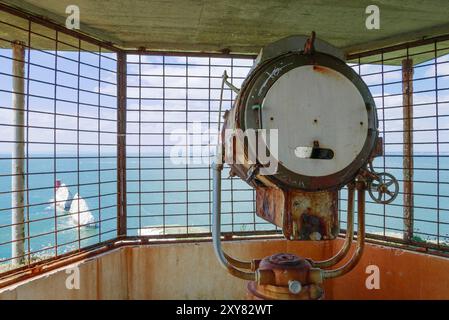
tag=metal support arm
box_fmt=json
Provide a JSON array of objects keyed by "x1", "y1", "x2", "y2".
[
  {"x1": 222, "y1": 70, "x2": 240, "y2": 94},
  {"x1": 212, "y1": 150, "x2": 256, "y2": 281}
]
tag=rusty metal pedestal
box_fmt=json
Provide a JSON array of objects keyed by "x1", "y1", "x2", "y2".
[{"x1": 247, "y1": 253, "x2": 324, "y2": 300}]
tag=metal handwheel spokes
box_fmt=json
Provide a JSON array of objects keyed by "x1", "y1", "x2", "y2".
[{"x1": 368, "y1": 172, "x2": 399, "y2": 204}]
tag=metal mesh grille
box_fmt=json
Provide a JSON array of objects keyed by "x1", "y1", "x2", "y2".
[
  {"x1": 125, "y1": 54, "x2": 277, "y2": 237},
  {"x1": 343, "y1": 38, "x2": 449, "y2": 251},
  {"x1": 1, "y1": 1, "x2": 449, "y2": 279},
  {"x1": 0, "y1": 8, "x2": 119, "y2": 272}
]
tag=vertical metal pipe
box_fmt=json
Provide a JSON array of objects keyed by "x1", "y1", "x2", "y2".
[
  {"x1": 322, "y1": 181, "x2": 366, "y2": 279},
  {"x1": 212, "y1": 148, "x2": 255, "y2": 281},
  {"x1": 402, "y1": 58, "x2": 414, "y2": 241},
  {"x1": 117, "y1": 51, "x2": 127, "y2": 237},
  {"x1": 11, "y1": 41, "x2": 25, "y2": 266}
]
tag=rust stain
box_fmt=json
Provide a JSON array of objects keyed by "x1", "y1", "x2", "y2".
[
  {"x1": 312, "y1": 65, "x2": 340, "y2": 80},
  {"x1": 256, "y1": 187, "x2": 339, "y2": 241},
  {"x1": 256, "y1": 187, "x2": 284, "y2": 228},
  {"x1": 290, "y1": 190, "x2": 338, "y2": 240},
  {"x1": 313, "y1": 65, "x2": 330, "y2": 73}
]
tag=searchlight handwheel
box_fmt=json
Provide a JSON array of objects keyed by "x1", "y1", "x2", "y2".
[{"x1": 368, "y1": 172, "x2": 399, "y2": 204}]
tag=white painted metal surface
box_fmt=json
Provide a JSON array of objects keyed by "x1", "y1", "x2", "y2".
[{"x1": 261, "y1": 65, "x2": 368, "y2": 177}]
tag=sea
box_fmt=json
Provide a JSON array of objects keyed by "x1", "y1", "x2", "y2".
[{"x1": 1, "y1": 153, "x2": 448, "y2": 264}]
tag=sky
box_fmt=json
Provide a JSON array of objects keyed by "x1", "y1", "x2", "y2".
[
  {"x1": 0, "y1": 47, "x2": 448, "y2": 157},
  {"x1": 0, "y1": 47, "x2": 117, "y2": 155}
]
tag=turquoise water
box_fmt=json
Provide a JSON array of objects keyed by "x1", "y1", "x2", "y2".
[
  {"x1": 0, "y1": 154, "x2": 118, "y2": 261},
  {"x1": 1, "y1": 154, "x2": 449, "y2": 262}
]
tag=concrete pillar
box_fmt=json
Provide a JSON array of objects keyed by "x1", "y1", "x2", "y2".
[{"x1": 11, "y1": 41, "x2": 26, "y2": 266}]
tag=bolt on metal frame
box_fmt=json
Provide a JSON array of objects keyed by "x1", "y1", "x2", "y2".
[{"x1": 1, "y1": 3, "x2": 449, "y2": 280}]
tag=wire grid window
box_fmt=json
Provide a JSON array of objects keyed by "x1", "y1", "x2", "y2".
[
  {"x1": 0, "y1": 4, "x2": 448, "y2": 282},
  {"x1": 0, "y1": 9, "x2": 118, "y2": 271},
  {"x1": 125, "y1": 54, "x2": 278, "y2": 237},
  {"x1": 341, "y1": 38, "x2": 449, "y2": 251}
]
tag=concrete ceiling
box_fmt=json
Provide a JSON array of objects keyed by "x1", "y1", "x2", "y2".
[{"x1": 1, "y1": 0, "x2": 449, "y2": 59}]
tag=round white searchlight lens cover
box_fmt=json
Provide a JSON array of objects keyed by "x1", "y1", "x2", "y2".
[
  {"x1": 261, "y1": 65, "x2": 368, "y2": 177},
  {"x1": 237, "y1": 52, "x2": 378, "y2": 191}
]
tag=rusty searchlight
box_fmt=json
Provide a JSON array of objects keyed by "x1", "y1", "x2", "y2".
[{"x1": 212, "y1": 33, "x2": 399, "y2": 300}]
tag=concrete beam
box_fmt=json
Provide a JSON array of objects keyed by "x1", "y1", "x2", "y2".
[{"x1": 1, "y1": 0, "x2": 449, "y2": 65}]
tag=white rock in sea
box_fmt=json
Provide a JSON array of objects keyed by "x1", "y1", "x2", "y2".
[
  {"x1": 54, "y1": 181, "x2": 72, "y2": 211},
  {"x1": 69, "y1": 193, "x2": 96, "y2": 227}
]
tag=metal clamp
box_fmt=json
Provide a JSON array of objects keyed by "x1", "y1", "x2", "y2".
[{"x1": 303, "y1": 31, "x2": 316, "y2": 55}]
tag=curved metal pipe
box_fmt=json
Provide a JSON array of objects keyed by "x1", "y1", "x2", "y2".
[
  {"x1": 212, "y1": 156, "x2": 256, "y2": 281},
  {"x1": 322, "y1": 182, "x2": 366, "y2": 280},
  {"x1": 223, "y1": 252, "x2": 253, "y2": 270},
  {"x1": 310, "y1": 184, "x2": 355, "y2": 268}
]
